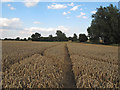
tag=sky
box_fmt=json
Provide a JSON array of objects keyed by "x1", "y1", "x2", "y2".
[{"x1": 0, "y1": 1, "x2": 119, "y2": 39}]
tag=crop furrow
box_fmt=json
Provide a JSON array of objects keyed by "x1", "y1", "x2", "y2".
[{"x1": 63, "y1": 44, "x2": 77, "y2": 88}]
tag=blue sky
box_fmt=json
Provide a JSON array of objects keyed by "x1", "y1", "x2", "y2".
[{"x1": 0, "y1": 1, "x2": 118, "y2": 38}]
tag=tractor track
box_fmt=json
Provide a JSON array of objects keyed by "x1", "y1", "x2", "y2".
[
  {"x1": 40, "y1": 43, "x2": 77, "y2": 88},
  {"x1": 63, "y1": 43, "x2": 77, "y2": 88},
  {"x1": 38, "y1": 43, "x2": 77, "y2": 88}
]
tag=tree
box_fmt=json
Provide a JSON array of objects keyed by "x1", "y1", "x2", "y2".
[
  {"x1": 24, "y1": 38, "x2": 27, "y2": 41},
  {"x1": 49, "y1": 34, "x2": 53, "y2": 41},
  {"x1": 4, "y1": 38, "x2": 8, "y2": 40},
  {"x1": 87, "y1": 26, "x2": 100, "y2": 43},
  {"x1": 79, "y1": 34, "x2": 88, "y2": 42},
  {"x1": 28, "y1": 37, "x2": 31, "y2": 40},
  {"x1": 68, "y1": 37, "x2": 72, "y2": 41},
  {"x1": 87, "y1": 4, "x2": 119, "y2": 44},
  {"x1": 16, "y1": 37, "x2": 20, "y2": 41},
  {"x1": 31, "y1": 32, "x2": 41, "y2": 41},
  {"x1": 56, "y1": 30, "x2": 67, "y2": 41},
  {"x1": 73, "y1": 33, "x2": 77, "y2": 41}
]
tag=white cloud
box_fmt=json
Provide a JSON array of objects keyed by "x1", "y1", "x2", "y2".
[
  {"x1": 76, "y1": 12, "x2": 87, "y2": 19},
  {"x1": 80, "y1": 12, "x2": 86, "y2": 16},
  {"x1": 48, "y1": 4, "x2": 67, "y2": 9},
  {"x1": 0, "y1": 18, "x2": 22, "y2": 30},
  {"x1": 24, "y1": 0, "x2": 40, "y2": 7},
  {"x1": 0, "y1": 29, "x2": 7, "y2": 33},
  {"x1": 91, "y1": 10, "x2": 97, "y2": 14},
  {"x1": 19, "y1": 26, "x2": 69, "y2": 37},
  {"x1": 82, "y1": 16, "x2": 88, "y2": 19},
  {"x1": 7, "y1": 4, "x2": 16, "y2": 10},
  {"x1": 56, "y1": 26, "x2": 68, "y2": 32},
  {"x1": 20, "y1": 26, "x2": 69, "y2": 35},
  {"x1": 24, "y1": 27, "x2": 54, "y2": 32},
  {"x1": 7, "y1": 4, "x2": 11, "y2": 7},
  {"x1": 10, "y1": 7, "x2": 16, "y2": 10},
  {"x1": 0, "y1": 17, "x2": 70, "y2": 38},
  {"x1": 63, "y1": 12, "x2": 67, "y2": 15},
  {"x1": 33, "y1": 21, "x2": 41, "y2": 24},
  {"x1": 70, "y1": 6, "x2": 79, "y2": 11},
  {"x1": 68, "y1": 3, "x2": 74, "y2": 6},
  {"x1": 62, "y1": 11, "x2": 71, "y2": 16},
  {"x1": 76, "y1": 12, "x2": 86, "y2": 18},
  {"x1": 0, "y1": 18, "x2": 69, "y2": 37}
]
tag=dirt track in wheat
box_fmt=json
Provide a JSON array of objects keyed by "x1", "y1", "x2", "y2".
[{"x1": 2, "y1": 41, "x2": 119, "y2": 88}]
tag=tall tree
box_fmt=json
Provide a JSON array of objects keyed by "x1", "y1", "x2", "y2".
[
  {"x1": 73, "y1": 33, "x2": 77, "y2": 41},
  {"x1": 49, "y1": 34, "x2": 53, "y2": 41},
  {"x1": 87, "y1": 4, "x2": 119, "y2": 44}
]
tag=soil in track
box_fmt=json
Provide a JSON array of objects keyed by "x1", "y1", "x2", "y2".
[{"x1": 63, "y1": 44, "x2": 76, "y2": 88}]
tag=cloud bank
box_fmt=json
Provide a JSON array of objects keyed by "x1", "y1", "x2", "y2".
[{"x1": 0, "y1": 18, "x2": 22, "y2": 30}]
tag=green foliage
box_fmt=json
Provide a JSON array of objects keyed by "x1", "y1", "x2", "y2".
[
  {"x1": 48, "y1": 34, "x2": 53, "y2": 41},
  {"x1": 16, "y1": 37, "x2": 20, "y2": 41},
  {"x1": 56, "y1": 30, "x2": 67, "y2": 41},
  {"x1": 23, "y1": 38, "x2": 27, "y2": 41},
  {"x1": 28, "y1": 37, "x2": 31, "y2": 40},
  {"x1": 79, "y1": 34, "x2": 88, "y2": 42},
  {"x1": 87, "y1": 4, "x2": 120, "y2": 44},
  {"x1": 73, "y1": 33, "x2": 78, "y2": 41},
  {"x1": 31, "y1": 32, "x2": 41, "y2": 41},
  {"x1": 68, "y1": 37, "x2": 72, "y2": 41}
]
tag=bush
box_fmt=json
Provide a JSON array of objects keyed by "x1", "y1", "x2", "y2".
[{"x1": 79, "y1": 34, "x2": 88, "y2": 42}]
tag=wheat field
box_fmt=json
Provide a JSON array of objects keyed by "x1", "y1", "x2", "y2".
[{"x1": 1, "y1": 41, "x2": 119, "y2": 88}]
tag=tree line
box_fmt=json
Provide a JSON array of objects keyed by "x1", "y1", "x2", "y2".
[
  {"x1": 4, "y1": 31, "x2": 87, "y2": 42},
  {"x1": 3, "y1": 30, "x2": 88, "y2": 42}
]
